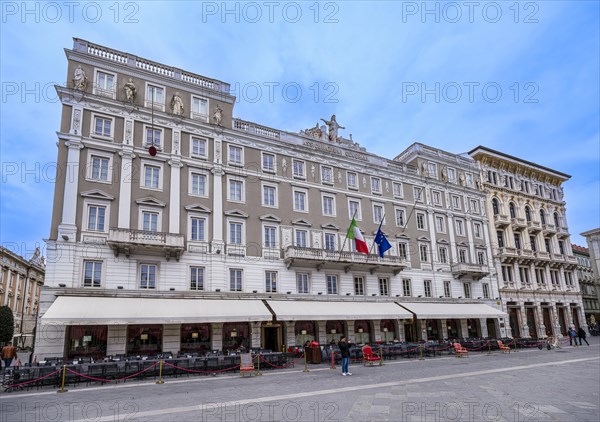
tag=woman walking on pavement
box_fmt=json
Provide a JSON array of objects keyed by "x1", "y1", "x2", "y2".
[
  {"x1": 568, "y1": 327, "x2": 578, "y2": 347},
  {"x1": 338, "y1": 336, "x2": 352, "y2": 376},
  {"x1": 577, "y1": 327, "x2": 590, "y2": 346}
]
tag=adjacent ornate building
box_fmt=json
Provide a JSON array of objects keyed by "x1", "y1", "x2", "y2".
[
  {"x1": 580, "y1": 228, "x2": 600, "y2": 325},
  {"x1": 35, "y1": 39, "x2": 509, "y2": 360},
  {"x1": 0, "y1": 246, "x2": 45, "y2": 349},
  {"x1": 469, "y1": 147, "x2": 584, "y2": 338}
]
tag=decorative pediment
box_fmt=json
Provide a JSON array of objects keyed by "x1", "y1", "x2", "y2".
[
  {"x1": 80, "y1": 189, "x2": 114, "y2": 201},
  {"x1": 185, "y1": 204, "x2": 212, "y2": 213},
  {"x1": 136, "y1": 197, "x2": 166, "y2": 207},
  {"x1": 395, "y1": 233, "x2": 410, "y2": 239},
  {"x1": 417, "y1": 236, "x2": 430, "y2": 242},
  {"x1": 437, "y1": 238, "x2": 449, "y2": 244},
  {"x1": 321, "y1": 223, "x2": 340, "y2": 231},
  {"x1": 224, "y1": 209, "x2": 249, "y2": 218},
  {"x1": 259, "y1": 214, "x2": 282, "y2": 223},
  {"x1": 291, "y1": 218, "x2": 312, "y2": 227},
  {"x1": 371, "y1": 230, "x2": 390, "y2": 236},
  {"x1": 457, "y1": 241, "x2": 468, "y2": 247},
  {"x1": 475, "y1": 243, "x2": 487, "y2": 249}
]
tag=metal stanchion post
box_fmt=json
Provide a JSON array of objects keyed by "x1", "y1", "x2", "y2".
[
  {"x1": 57, "y1": 365, "x2": 68, "y2": 393},
  {"x1": 487, "y1": 340, "x2": 493, "y2": 355},
  {"x1": 379, "y1": 348, "x2": 383, "y2": 366},
  {"x1": 419, "y1": 344, "x2": 424, "y2": 361},
  {"x1": 156, "y1": 359, "x2": 164, "y2": 384},
  {"x1": 303, "y1": 351, "x2": 310, "y2": 372},
  {"x1": 330, "y1": 346, "x2": 335, "y2": 369},
  {"x1": 256, "y1": 353, "x2": 262, "y2": 376},
  {"x1": 514, "y1": 339, "x2": 519, "y2": 352}
]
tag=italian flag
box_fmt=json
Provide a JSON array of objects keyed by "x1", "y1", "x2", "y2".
[{"x1": 347, "y1": 218, "x2": 369, "y2": 254}]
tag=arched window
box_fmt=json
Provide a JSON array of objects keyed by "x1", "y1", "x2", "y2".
[
  {"x1": 509, "y1": 202, "x2": 516, "y2": 219},
  {"x1": 554, "y1": 212, "x2": 560, "y2": 228},
  {"x1": 492, "y1": 198, "x2": 499, "y2": 215},
  {"x1": 525, "y1": 206, "x2": 532, "y2": 222},
  {"x1": 540, "y1": 209, "x2": 546, "y2": 225}
]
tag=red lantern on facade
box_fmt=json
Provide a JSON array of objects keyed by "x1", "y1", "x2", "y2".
[{"x1": 149, "y1": 146, "x2": 157, "y2": 156}]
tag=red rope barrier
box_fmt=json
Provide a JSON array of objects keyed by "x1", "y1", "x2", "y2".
[
  {"x1": 64, "y1": 361, "x2": 159, "y2": 383},
  {"x1": 5, "y1": 368, "x2": 61, "y2": 389},
  {"x1": 464, "y1": 341, "x2": 491, "y2": 351},
  {"x1": 258, "y1": 354, "x2": 305, "y2": 369},
  {"x1": 163, "y1": 361, "x2": 241, "y2": 374}
]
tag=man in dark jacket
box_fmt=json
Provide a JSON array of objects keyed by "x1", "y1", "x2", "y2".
[
  {"x1": 338, "y1": 336, "x2": 352, "y2": 376},
  {"x1": 577, "y1": 327, "x2": 590, "y2": 346}
]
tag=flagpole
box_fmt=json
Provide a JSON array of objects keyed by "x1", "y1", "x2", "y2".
[
  {"x1": 365, "y1": 214, "x2": 386, "y2": 265},
  {"x1": 338, "y1": 209, "x2": 358, "y2": 262}
]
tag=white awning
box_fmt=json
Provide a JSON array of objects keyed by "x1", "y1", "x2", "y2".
[
  {"x1": 266, "y1": 300, "x2": 413, "y2": 321},
  {"x1": 41, "y1": 296, "x2": 273, "y2": 325},
  {"x1": 397, "y1": 302, "x2": 506, "y2": 319}
]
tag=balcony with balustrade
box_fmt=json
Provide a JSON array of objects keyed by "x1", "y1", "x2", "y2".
[
  {"x1": 511, "y1": 217, "x2": 527, "y2": 231},
  {"x1": 450, "y1": 262, "x2": 489, "y2": 281},
  {"x1": 283, "y1": 246, "x2": 408, "y2": 275},
  {"x1": 107, "y1": 228, "x2": 185, "y2": 260},
  {"x1": 497, "y1": 247, "x2": 518, "y2": 263},
  {"x1": 527, "y1": 220, "x2": 542, "y2": 233},
  {"x1": 493, "y1": 214, "x2": 510, "y2": 227}
]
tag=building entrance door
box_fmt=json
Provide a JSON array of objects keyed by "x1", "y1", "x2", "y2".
[
  {"x1": 526, "y1": 308, "x2": 537, "y2": 338},
  {"x1": 404, "y1": 324, "x2": 415, "y2": 342},
  {"x1": 542, "y1": 308, "x2": 553, "y2": 336},
  {"x1": 262, "y1": 325, "x2": 281, "y2": 352}
]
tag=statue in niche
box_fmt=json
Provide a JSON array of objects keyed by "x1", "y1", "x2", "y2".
[
  {"x1": 421, "y1": 162, "x2": 428, "y2": 176},
  {"x1": 459, "y1": 173, "x2": 466, "y2": 186},
  {"x1": 171, "y1": 92, "x2": 185, "y2": 116},
  {"x1": 213, "y1": 104, "x2": 223, "y2": 125},
  {"x1": 440, "y1": 167, "x2": 448, "y2": 182},
  {"x1": 320, "y1": 114, "x2": 345, "y2": 143},
  {"x1": 73, "y1": 65, "x2": 87, "y2": 91},
  {"x1": 124, "y1": 78, "x2": 137, "y2": 103}
]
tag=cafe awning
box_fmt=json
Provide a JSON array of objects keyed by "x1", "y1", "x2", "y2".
[
  {"x1": 397, "y1": 302, "x2": 506, "y2": 319},
  {"x1": 266, "y1": 300, "x2": 413, "y2": 321},
  {"x1": 41, "y1": 296, "x2": 273, "y2": 325}
]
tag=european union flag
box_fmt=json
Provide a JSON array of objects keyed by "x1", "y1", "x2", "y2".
[{"x1": 374, "y1": 228, "x2": 392, "y2": 258}]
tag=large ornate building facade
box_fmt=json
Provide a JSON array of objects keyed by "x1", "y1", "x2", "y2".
[
  {"x1": 35, "y1": 39, "x2": 544, "y2": 359},
  {"x1": 581, "y1": 228, "x2": 600, "y2": 325},
  {"x1": 0, "y1": 246, "x2": 45, "y2": 349},
  {"x1": 468, "y1": 147, "x2": 584, "y2": 338}
]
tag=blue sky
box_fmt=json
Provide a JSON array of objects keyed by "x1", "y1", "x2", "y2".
[{"x1": 1, "y1": 1, "x2": 598, "y2": 259}]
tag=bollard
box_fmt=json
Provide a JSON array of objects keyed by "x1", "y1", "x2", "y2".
[
  {"x1": 303, "y1": 351, "x2": 310, "y2": 373},
  {"x1": 256, "y1": 353, "x2": 262, "y2": 376},
  {"x1": 487, "y1": 340, "x2": 493, "y2": 355},
  {"x1": 418, "y1": 344, "x2": 424, "y2": 361},
  {"x1": 330, "y1": 347, "x2": 336, "y2": 369},
  {"x1": 156, "y1": 359, "x2": 165, "y2": 384},
  {"x1": 57, "y1": 365, "x2": 68, "y2": 393},
  {"x1": 379, "y1": 348, "x2": 383, "y2": 366},
  {"x1": 514, "y1": 340, "x2": 519, "y2": 353}
]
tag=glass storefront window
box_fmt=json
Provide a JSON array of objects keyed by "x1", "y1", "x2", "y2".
[{"x1": 66, "y1": 325, "x2": 108, "y2": 359}]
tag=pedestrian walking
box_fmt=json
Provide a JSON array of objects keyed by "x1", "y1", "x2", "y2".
[
  {"x1": 568, "y1": 327, "x2": 578, "y2": 347},
  {"x1": 338, "y1": 336, "x2": 352, "y2": 376},
  {"x1": 577, "y1": 327, "x2": 590, "y2": 346},
  {"x1": 1, "y1": 343, "x2": 17, "y2": 370}
]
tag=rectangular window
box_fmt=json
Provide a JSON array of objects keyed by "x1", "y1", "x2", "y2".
[
  {"x1": 322, "y1": 195, "x2": 335, "y2": 216},
  {"x1": 146, "y1": 84, "x2": 164, "y2": 108},
  {"x1": 550, "y1": 270, "x2": 560, "y2": 287},
  {"x1": 483, "y1": 283, "x2": 490, "y2": 299},
  {"x1": 444, "y1": 280, "x2": 451, "y2": 298},
  {"x1": 144, "y1": 165, "x2": 160, "y2": 189},
  {"x1": 91, "y1": 156, "x2": 109, "y2": 181},
  {"x1": 83, "y1": 261, "x2": 102, "y2": 287},
  {"x1": 419, "y1": 244, "x2": 429, "y2": 262},
  {"x1": 191, "y1": 173, "x2": 207, "y2": 196},
  {"x1": 474, "y1": 222, "x2": 482, "y2": 238},
  {"x1": 393, "y1": 182, "x2": 403, "y2": 198},
  {"x1": 428, "y1": 162, "x2": 438, "y2": 178},
  {"x1": 349, "y1": 200, "x2": 361, "y2": 220},
  {"x1": 470, "y1": 199, "x2": 479, "y2": 214},
  {"x1": 263, "y1": 185, "x2": 277, "y2": 207},
  {"x1": 414, "y1": 187, "x2": 424, "y2": 202},
  {"x1": 403, "y1": 279, "x2": 412, "y2": 297},
  {"x1": 463, "y1": 283, "x2": 471, "y2": 298},
  {"x1": 424, "y1": 280, "x2": 432, "y2": 297},
  {"x1": 502, "y1": 265, "x2": 513, "y2": 283},
  {"x1": 465, "y1": 172, "x2": 474, "y2": 186},
  {"x1": 452, "y1": 195, "x2": 461, "y2": 210},
  {"x1": 327, "y1": 274, "x2": 338, "y2": 295},
  {"x1": 142, "y1": 211, "x2": 159, "y2": 232},
  {"x1": 229, "y1": 222, "x2": 243, "y2": 244},
  {"x1": 94, "y1": 116, "x2": 112, "y2": 137},
  {"x1": 395, "y1": 208, "x2": 405, "y2": 227},
  {"x1": 432, "y1": 190, "x2": 442, "y2": 206},
  {"x1": 398, "y1": 242, "x2": 408, "y2": 259},
  {"x1": 265, "y1": 271, "x2": 277, "y2": 293},
  {"x1": 229, "y1": 179, "x2": 244, "y2": 202},
  {"x1": 191, "y1": 137, "x2": 207, "y2": 158},
  {"x1": 87, "y1": 205, "x2": 106, "y2": 231},
  {"x1": 191, "y1": 96, "x2": 208, "y2": 119},
  {"x1": 455, "y1": 219, "x2": 465, "y2": 236},
  {"x1": 373, "y1": 204, "x2": 384, "y2": 224},
  {"x1": 293, "y1": 190, "x2": 307, "y2": 212},
  {"x1": 477, "y1": 251, "x2": 486, "y2": 265},
  {"x1": 95, "y1": 71, "x2": 115, "y2": 96},
  {"x1": 324, "y1": 233, "x2": 336, "y2": 251},
  {"x1": 544, "y1": 238, "x2": 552, "y2": 253},
  {"x1": 497, "y1": 231, "x2": 505, "y2": 248},
  {"x1": 514, "y1": 234, "x2": 522, "y2": 250},
  {"x1": 140, "y1": 264, "x2": 157, "y2": 289},
  {"x1": 459, "y1": 249, "x2": 467, "y2": 263},
  {"x1": 190, "y1": 217, "x2": 205, "y2": 241},
  {"x1": 347, "y1": 172, "x2": 358, "y2": 189},
  {"x1": 295, "y1": 230, "x2": 307, "y2": 247},
  {"x1": 558, "y1": 240, "x2": 565, "y2": 255},
  {"x1": 565, "y1": 271, "x2": 573, "y2": 286},
  {"x1": 145, "y1": 127, "x2": 161, "y2": 148},
  {"x1": 262, "y1": 153, "x2": 275, "y2": 172},
  {"x1": 296, "y1": 273, "x2": 309, "y2": 294},
  {"x1": 230, "y1": 269, "x2": 243, "y2": 291},
  {"x1": 371, "y1": 177, "x2": 381, "y2": 193},
  {"x1": 264, "y1": 226, "x2": 277, "y2": 248},
  {"x1": 535, "y1": 268, "x2": 546, "y2": 285},
  {"x1": 354, "y1": 276, "x2": 365, "y2": 295},
  {"x1": 416, "y1": 213, "x2": 426, "y2": 230},
  {"x1": 379, "y1": 278, "x2": 389, "y2": 296},
  {"x1": 438, "y1": 246, "x2": 448, "y2": 264},
  {"x1": 293, "y1": 160, "x2": 305, "y2": 178},
  {"x1": 228, "y1": 145, "x2": 243, "y2": 165},
  {"x1": 530, "y1": 236, "x2": 537, "y2": 252},
  {"x1": 520, "y1": 267, "x2": 530, "y2": 285},
  {"x1": 435, "y1": 216, "x2": 445, "y2": 232},
  {"x1": 447, "y1": 168, "x2": 456, "y2": 183},
  {"x1": 321, "y1": 166, "x2": 334, "y2": 184},
  {"x1": 190, "y1": 267, "x2": 204, "y2": 291}
]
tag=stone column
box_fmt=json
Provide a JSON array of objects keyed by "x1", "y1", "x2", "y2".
[
  {"x1": 479, "y1": 318, "x2": 489, "y2": 338},
  {"x1": 460, "y1": 319, "x2": 469, "y2": 339},
  {"x1": 535, "y1": 306, "x2": 546, "y2": 339},
  {"x1": 521, "y1": 305, "x2": 531, "y2": 338},
  {"x1": 372, "y1": 319, "x2": 382, "y2": 342},
  {"x1": 57, "y1": 137, "x2": 83, "y2": 242},
  {"x1": 106, "y1": 326, "x2": 127, "y2": 356},
  {"x1": 118, "y1": 120, "x2": 135, "y2": 229},
  {"x1": 162, "y1": 324, "x2": 181, "y2": 354},
  {"x1": 317, "y1": 321, "x2": 327, "y2": 344},
  {"x1": 211, "y1": 323, "x2": 223, "y2": 351},
  {"x1": 285, "y1": 321, "x2": 296, "y2": 348},
  {"x1": 417, "y1": 320, "x2": 428, "y2": 341},
  {"x1": 439, "y1": 319, "x2": 448, "y2": 340},
  {"x1": 397, "y1": 320, "x2": 406, "y2": 342},
  {"x1": 346, "y1": 321, "x2": 355, "y2": 343}
]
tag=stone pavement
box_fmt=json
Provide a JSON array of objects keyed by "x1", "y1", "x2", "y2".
[{"x1": 1, "y1": 338, "x2": 599, "y2": 422}]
